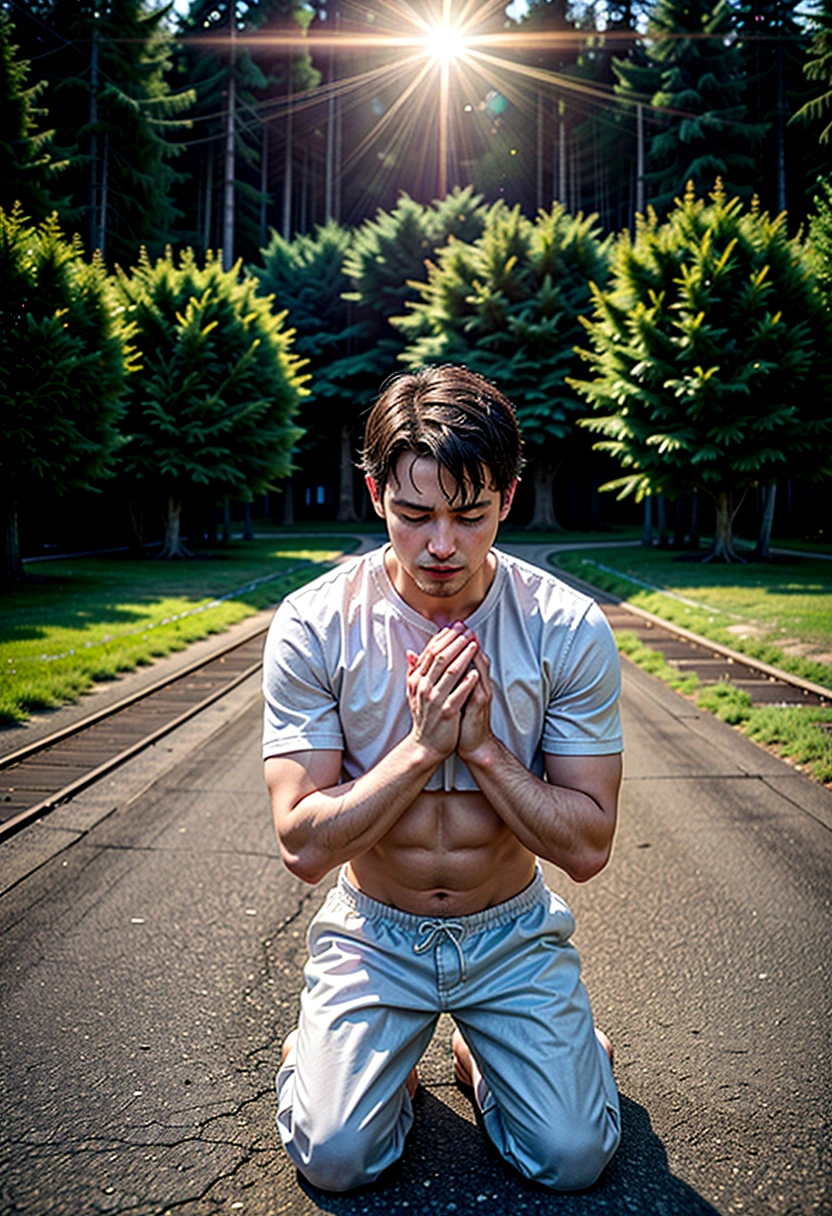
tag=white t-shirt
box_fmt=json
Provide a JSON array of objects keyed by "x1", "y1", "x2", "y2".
[{"x1": 262, "y1": 546, "x2": 622, "y2": 791}]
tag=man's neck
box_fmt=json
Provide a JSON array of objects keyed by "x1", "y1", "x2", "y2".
[{"x1": 383, "y1": 546, "x2": 498, "y2": 625}]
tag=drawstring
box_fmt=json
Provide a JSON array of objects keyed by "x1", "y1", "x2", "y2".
[{"x1": 414, "y1": 920, "x2": 467, "y2": 983}]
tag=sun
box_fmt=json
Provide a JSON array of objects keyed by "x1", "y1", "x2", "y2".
[{"x1": 424, "y1": 23, "x2": 466, "y2": 63}]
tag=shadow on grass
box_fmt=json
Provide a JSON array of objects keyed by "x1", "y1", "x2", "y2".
[{"x1": 295, "y1": 1091, "x2": 718, "y2": 1216}]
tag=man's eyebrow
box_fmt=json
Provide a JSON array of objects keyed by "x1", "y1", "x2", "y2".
[{"x1": 390, "y1": 496, "x2": 491, "y2": 512}]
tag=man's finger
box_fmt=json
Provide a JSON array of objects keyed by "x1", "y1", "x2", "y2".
[{"x1": 444, "y1": 667, "x2": 478, "y2": 712}]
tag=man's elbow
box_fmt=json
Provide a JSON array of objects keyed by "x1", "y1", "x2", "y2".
[
  {"x1": 567, "y1": 839, "x2": 613, "y2": 884},
  {"x1": 278, "y1": 839, "x2": 330, "y2": 886}
]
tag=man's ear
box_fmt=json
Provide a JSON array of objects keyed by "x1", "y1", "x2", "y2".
[
  {"x1": 365, "y1": 474, "x2": 386, "y2": 519},
  {"x1": 499, "y1": 479, "x2": 518, "y2": 522}
]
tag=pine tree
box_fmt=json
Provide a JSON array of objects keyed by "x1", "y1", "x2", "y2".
[
  {"x1": 615, "y1": 0, "x2": 765, "y2": 214},
  {"x1": 252, "y1": 220, "x2": 368, "y2": 519},
  {"x1": 737, "y1": 0, "x2": 809, "y2": 220},
  {"x1": 344, "y1": 187, "x2": 488, "y2": 385},
  {"x1": 397, "y1": 200, "x2": 610, "y2": 529},
  {"x1": 174, "y1": 0, "x2": 319, "y2": 264},
  {"x1": 571, "y1": 184, "x2": 832, "y2": 560},
  {"x1": 808, "y1": 178, "x2": 832, "y2": 306},
  {"x1": 792, "y1": 0, "x2": 832, "y2": 185},
  {"x1": 11, "y1": 0, "x2": 194, "y2": 267},
  {"x1": 0, "y1": 10, "x2": 75, "y2": 221},
  {"x1": 113, "y1": 247, "x2": 305, "y2": 557},
  {"x1": 0, "y1": 207, "x2": 130, "y2": 584}
]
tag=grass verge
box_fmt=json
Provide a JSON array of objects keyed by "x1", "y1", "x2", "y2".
[
  {"x1": 556, "y1": 547, "x2": 832, "y2": 785},
  {"x1": 618, "y1": 638, "x2": 832, "y2": 785},
  {"x1": 555, "y1": 545, "x2": 832, "y2": 691},
  {"x1": 0, "y1": 536, "x2": 353, "y2": 727}
]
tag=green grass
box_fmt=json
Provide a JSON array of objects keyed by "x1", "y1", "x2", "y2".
[
  {"x1": 614, "y1": 631, "x2": 701, "y2": 696},
  {"x1": 0, "y1": 536, "x2": 354, "y2": 727},
  {"x1": 554, "y1": 544, "x2": 832, "y2": 691},
  {"x1": 696, "y1": 683, "x2": 832, "y2": 784},
  {"x1": 553, "y1": 544, "x2": 832, "y2": 785}
]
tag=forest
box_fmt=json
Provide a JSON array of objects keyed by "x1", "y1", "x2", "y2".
[{"x1": 2, "y1": 0, "x2": 832, "y2": 578}]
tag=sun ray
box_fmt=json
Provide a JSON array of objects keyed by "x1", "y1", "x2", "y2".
[{"x1": 340, "y1": 58, "x2": 435, "y2": 177}]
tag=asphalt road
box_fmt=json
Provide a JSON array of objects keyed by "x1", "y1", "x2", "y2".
[{"x1": 1, "y1": 653, "x2": 830, "y2": 1215}]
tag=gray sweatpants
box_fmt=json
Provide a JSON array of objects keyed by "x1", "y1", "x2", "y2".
[{"x1": 277, "y1": 867, "x2": 620, "y2": 1192}]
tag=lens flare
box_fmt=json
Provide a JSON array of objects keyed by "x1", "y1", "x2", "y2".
[{"x1": 424, "y1": 23, "x2": 465, "y2": 63}]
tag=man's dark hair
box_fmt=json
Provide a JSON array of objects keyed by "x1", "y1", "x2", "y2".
[{"x1": 360, "y1": 365, "x2": 524, "y2": 505}]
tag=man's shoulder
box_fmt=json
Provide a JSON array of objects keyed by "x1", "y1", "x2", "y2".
[
  {"x1": 279, "y1": 545, "x2": 385, "y2": 621},
  {"x1": 492, "y1": 547, "x2": 599, "y2": 625}
]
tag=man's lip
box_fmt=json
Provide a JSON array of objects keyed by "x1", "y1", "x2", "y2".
[{"x1": 421, "y1": 565, "x2": 462, "y2": 576}]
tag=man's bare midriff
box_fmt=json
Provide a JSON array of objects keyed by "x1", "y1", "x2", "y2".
[{"x1": 346, "y1": 787, "x2": 537, "y2": 916}]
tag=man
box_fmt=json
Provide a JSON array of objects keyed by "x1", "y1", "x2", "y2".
[{"x1": 263, "y1": 365, "x2": 622, "y2": 1193}]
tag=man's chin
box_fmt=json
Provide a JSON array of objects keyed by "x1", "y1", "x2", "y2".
[{"x1": 413, "y1": 572, "x2": 469, "y2": 598}]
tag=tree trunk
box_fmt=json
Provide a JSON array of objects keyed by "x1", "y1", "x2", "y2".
[
  {"x1": 641, "y1": 496, "x2": 653, "y2": 547},
  {"x1": 656, "y1": 493, "x2": 668, "y2": 547},
  {"x1": 159, "y1": 495, "x2": 192, "y2": 559},
  {"x1": 282, "y1": 477, "x2": 295, "y2": 527},
  {"x1": 243, "y1": 501, "x2": 253, "y2": 540},
  {"x1": 336, "y1": 420, "x2": 358, "y2": 522},
  {"x1": 755, "y1": 482, "x2": 777, "y2": 560},
  {"x1": 2, "y1": 495, "x2": 24, "y2": 585},
  {"x1": 126, "y1": 501, "x2": 144, "y2": 557},
  {"x1": 689, "y1": 490, "x2": 700, "y2": 550},
  {"x1": 704, "y1": 489, "x2": 744, "y2": 563},
  {"x1": 672, "y1": 497, "x2": 685, "y2": 548},
  {"x1": 222, "y1": 500, "x2": 231, "y2": 543},
  {"x1": 525, "y1": 463, "x2": 562, "y2": 531}
]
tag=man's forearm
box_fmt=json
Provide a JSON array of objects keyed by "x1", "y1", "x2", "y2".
[
  {"x1": 277, "y1": 735, "x2": 442, "y2": 884},
  {"x1": 461, "y1": 737, "x2": 617, "y2": 883}
]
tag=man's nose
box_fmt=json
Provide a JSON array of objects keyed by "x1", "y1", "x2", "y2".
[{"x1": 427, "y1": 520, "x2": 456, "y2": 559}]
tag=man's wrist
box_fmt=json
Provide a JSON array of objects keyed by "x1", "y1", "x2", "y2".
[
  {"x1": 403, "y1": 730, "x2": 452, "y2": 772},
  {"x1": 457, "y1": 732, "x2": 502, "y2": 770}
]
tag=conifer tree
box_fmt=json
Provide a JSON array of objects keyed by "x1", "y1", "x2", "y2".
[
  {"x1": 808, "y1": 179, "x2": 832, "y2": 306},
  {"x1": 0, "y1": 207, "x2": 130, "y2": 584},
  {"x1": 344, "y1": 188, "x2": 488, "y2": 384},
  {"x1": 736, "y1": 0, "x2": 809, "y2": 219},
  {"x1": 114, "y1": 248, "x2": 305, "y2": 557},
  {"x1": 326, "y1": 188, "x2": 487, "y2": 516},
  {"x1": 615, "y1": 0, "x2": 765, "y2": 214},
  {"x1": 0, "y1": 10, "x2": 74, "y2": 220},
  {"x1": 252, "y1": 220, "x2": 367, "y2": 519},
  {"x1": 792, "y1": 0, "x2": 832, "y2": 184},
  {"x1": 11, "y1": 0, "x2": 194, "y2": 267},
  {"x1": 175, "y1": 0, "x2": 318, "y2": 263},
  {"x1": 398, "y1": 201, "x2": 609, "y2": 529},
  {"x1": 571, "y1": 185, "x2": 832, "y2": 560}
]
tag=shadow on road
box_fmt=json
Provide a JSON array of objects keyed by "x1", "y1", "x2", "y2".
[{"x1": 294, "y1": 1090, "x2": 719, "y2": 1216}]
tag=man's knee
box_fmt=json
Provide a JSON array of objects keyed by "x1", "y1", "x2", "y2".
[
  {"x1": 279, "y1": 1096, "x2": 412, "y2": 1192},
  {"x1": 518, "y1": 1110, "x2": 621, "y2": 1191},
  {"x1": 291, "y1": 1124, "x2": 379, "y2": 1192}
]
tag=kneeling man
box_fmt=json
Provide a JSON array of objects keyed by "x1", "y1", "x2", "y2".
[{"x1": 263, "y1": 365, "x2": 622, "y2": 1192}]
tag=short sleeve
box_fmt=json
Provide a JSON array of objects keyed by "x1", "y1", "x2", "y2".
[
  {"x1": 541, "y1": 602, "x2": 622, "y2": 756},
  {"x1": 262, "y1": 600, "x2": 344, "y2": 760}
]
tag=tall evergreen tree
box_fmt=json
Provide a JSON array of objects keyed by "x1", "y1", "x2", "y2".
[
  {"x1": 301, "y1": 187, "x2": 488, "y2": 517},
  {"x1": 397, "y1": 200, "x2": 610, "y2": 529},
  {"x1": 792, "y1": 0, "x2": 832, "y2": 186},
  {"x1": 0, "y1": 207, "x2": 130, "y2": 584},
  {"x1": 571, "y1": 185, "x2": 832, "y2": 560},
  {"x1": 615, "y1": 0, "x2": 766, "y2": 214},
  {"x1": 174, "y1": 0, "x2": 318, "y2": 263},
  {"x1": 808, "y1": 179, "x2": 832, "y2": 306},
  {"x1": 0, "y1": 10, "x2": 75, "y2": 221},
  {"x1": 10, "y1": 0, "x2": 194, "y2": 267},
  {"x1": 114, "y1": 246, "x2": 305, "y2": 558},
  {"x1": 738, "y1": 0, "x2": 812, "y2": 222},
  {"x1": 252, "y1": 220, "x2": 366, "y2": 519}
]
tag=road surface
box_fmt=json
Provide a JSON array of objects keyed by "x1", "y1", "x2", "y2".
[{"x1": 1, "y1": 613, "x2": 830, "y2": 1215}]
